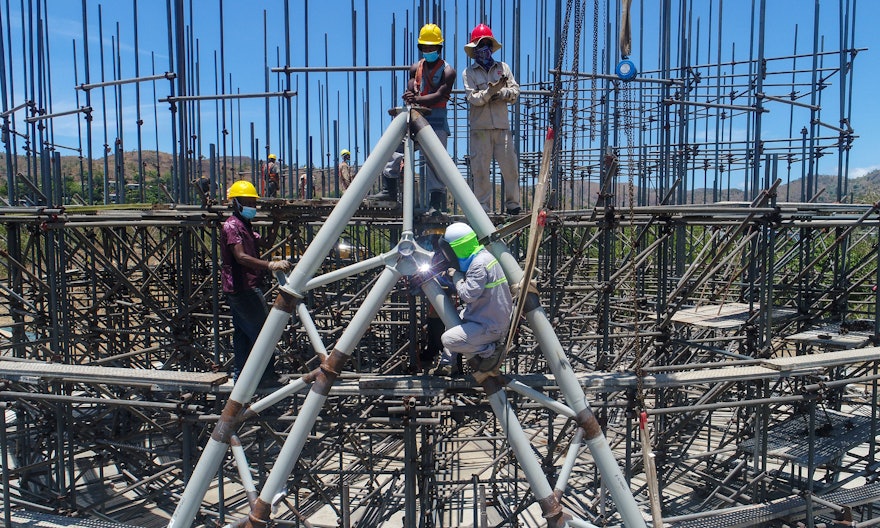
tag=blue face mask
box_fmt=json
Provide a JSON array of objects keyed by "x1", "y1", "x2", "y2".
[
  {"x1": 475, "y1": 45, "x2": 495, "y2": 70},
  {"x1": 240, "y1": 206, "x2": 257, "y2": 220},
  {"x1": 422, "y1": 50, "x2": 440, "y2": 62}
]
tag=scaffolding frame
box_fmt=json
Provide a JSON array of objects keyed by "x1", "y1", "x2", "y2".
[{"x1": 0, "y1": 0, "x2": 878, "y2": 527}]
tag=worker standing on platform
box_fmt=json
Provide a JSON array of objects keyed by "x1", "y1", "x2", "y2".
[
  {"x1": 399, "y1": 23, "x2": 455, "y2": 216},
  {"x1": 339, "y1": 149, "x2": 354, "y2": 194},
  {"x1": 368, "y1": 141, "x2": 405, "y2": 203},
  {"x1": 264, "y1": 153, "x2": 281, "y2": 197},
  {"x1": 221, "y1": 180, "x2": 292, "y2": 386},
  {"x1": 298, "y1": 172, "x2": 308, "y2": 199},
  {"x1": 462, "y1": 24, "x2": 522, "y2": 215},
  {"x1": 432, "y1": 222, "x2": 512, "y2": 376}
]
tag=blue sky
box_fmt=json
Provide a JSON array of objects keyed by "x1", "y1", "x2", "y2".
[{"x1": 4, "y1": 0, "x2": 878, "y2": 182}]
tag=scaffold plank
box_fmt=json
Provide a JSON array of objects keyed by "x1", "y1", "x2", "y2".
[
  {"x1": 669, "y1": 482, "x2": 880, "y2": 528},
  {"x1": 821, "y1": 481, "x2": 880, "y2": 507},
  {"x1": 291, "y1": 345, "x2": 880, "y2": 397},
  {"x1": 783, "y1": 324, "x2": 872, "y2": 349},
  {"x1": 669, "y1": 495, "x2": 806, "y2": 528},
  {"x1": 0, "y1": 360, "x2": 227, "y2": 391},
  {"x1": 671, "y1": 303, "x2": 797, "y2": 328},
  {"x1": 762, "y1": 346, "x2": 880, "y2": 371},
  {"x1": 649, "y1": 365, "x2": 784, "y2": 386},
  {"x1": 4, "y1": 510, "x2": 141, "y2": 527},
  {"x1": 739, "y1": 409, "x2": 874, "y2": 465}
]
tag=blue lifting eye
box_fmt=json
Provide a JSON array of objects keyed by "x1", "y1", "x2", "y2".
[{"x1": 616, "y1": 59, "x2": 637, "y2": 81}]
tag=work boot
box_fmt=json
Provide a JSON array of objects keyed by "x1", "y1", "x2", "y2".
[
  {"x1": 367, "y1": 177, "x2": 398, "y2": 201},
  {"x1": 425, "y1": 191, "x2": 445, "y2": 216},
  {"x1": 468, "y1": 344, "x2": 506, "y2": 373},
  {"x1": 429, "y1": 362, "x2": 460, "y2": 377}
]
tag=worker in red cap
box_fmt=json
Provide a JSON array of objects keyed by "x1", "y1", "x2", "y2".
[{"x1": 462, "y1": 23, "x2": 522, "y2": 216}]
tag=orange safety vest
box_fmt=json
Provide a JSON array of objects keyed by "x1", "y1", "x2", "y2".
[{"x1": 415, "y1": 59, "x2": 449, "y2": 109}]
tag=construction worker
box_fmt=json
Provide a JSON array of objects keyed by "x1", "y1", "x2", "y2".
[
  {"x1": 339, "y1": 149, "x2": 354, "y2": 194},
  {"x1": 382, "y1": 23, "x2": 454, "y2": 215},
  {"x1": 462, "y1": 24, "x2": 522, "y2": 215},
  {"x1": 370, "y1": 141, "x2": 405, "y2": 203},
  {"x1": 264, "y1": 153, "x2": 280, "y2": 197},
  {"x1": 298, "y1": 172, "x2": 308, "y2": 199},
  {"x1": 432, "y1": 222, "x2": 512, "y2": 376},
  {"x1": 221, "y1": 180, "x2": 293, "y2": 386}
]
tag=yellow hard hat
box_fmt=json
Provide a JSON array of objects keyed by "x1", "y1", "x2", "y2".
[
  {"x1": 227, "y1": 180, "x2": 259, "y2": 199},
  {"x1": 268, "y1": 153, "x2": 277, "y2": 160},
  {"x1": 418, "y1": 23, "x2": 444, "y2": 46},
  {"x1": 341, "y1": 149, "x2": 351, "y2": 157}
]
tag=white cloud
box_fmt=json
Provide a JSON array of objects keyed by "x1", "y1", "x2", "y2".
[{"x1": 849, "y1": 165, "x2": 880, "y2": 179}]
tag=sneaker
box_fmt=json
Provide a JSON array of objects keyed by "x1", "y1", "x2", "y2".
[
  {"x1": 506, "y1": 207, "x2": 522, "y2": 216},
  {"x1": 469, "y1": 345, "x2": 506, "y2": 372},
  {"x1": 429, "y1": 363, "x2": 460, "y2": 377}
]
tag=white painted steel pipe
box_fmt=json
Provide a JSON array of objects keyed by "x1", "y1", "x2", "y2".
[
  {"x1": 281, "y1": 112, "x2": 408, "y2": 296},
  {"x1": 555, "y1": 428, "x2": 585, "y2": 496},
  {"x1": 229, "y1": 307, "x2": 293, "y2": 402},
  {"x1": 486, "y1": 388, "x2": 556, "y2": 501},
  {"x1": 587, "y1": 435, "x2": 647, "y2": 527},
  {"x1": 257, "y1": 267, "x2": 400, "y2": 510},
  {"x1": 334, "y1": 267, "x2": 402, "y2": 354},
  {"x1": 257, "y1": 380, "x2": 331, "y2": 508},
  {"x1": 505, "y1": 378, "x2": 577, "y2": 418},
  {"x1": 249, "y1": 377, "x2": 311, "y2": 414},
  {"x1": 296, "y1": 302, "x2": 329, "y2": 360},
  {"x1": 168, "y1": 438, "x2": 230, "y2": 527},
  {"x1": 304, "y1": 253, "x2": 388, "y2": 291},
  {"x1": 230, "y1": 436, "x2": 256, "y2": 495}
]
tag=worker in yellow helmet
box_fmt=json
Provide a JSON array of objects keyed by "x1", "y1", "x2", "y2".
[
  {"x1": 373, "y1": 23, "x2": 453, "y2": 215},
  {"x1": 221, "y1": 180, "x2": 292, "y2": 386},
  {"x1": 338, "y1": 149, "x2": 354, "y2": 195},
  {"x1": 264, "y1": 153, "x2": 280, "y2": 197}
]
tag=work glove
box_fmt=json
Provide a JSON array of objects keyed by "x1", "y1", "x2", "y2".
[
  {"x1": 437, "y1": 267, "x2": 457, "y2": 289},
  {"x1": 268, "y1": 260, "x2": 293, "y2": 273},
  {"x1": 486, "y1": 75, "x2": 507, "y2": 98},
  {"x1": 436, "y1": 273, "x2": 453, "y2": 289}
]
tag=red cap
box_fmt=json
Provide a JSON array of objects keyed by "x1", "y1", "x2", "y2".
[{"x1": 464, "y1": 24, "x2": 502, "y2": 58}]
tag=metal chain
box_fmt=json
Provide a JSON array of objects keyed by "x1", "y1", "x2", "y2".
[
  {"x1": 568, "y1": 0, "x2": 585, "y2": 210},
  {"x1": 554, "y1": 0, "x2": 576, "y2": 77},
  {"x1": 621, "y1": 79, "x2": 645, "y2": 411},
  {"x1": 551, "y1": 0, "x2": 576, "y2": 184},
  {"x1": 591, "y1": 0, "x2": 599, "y2": 141}
]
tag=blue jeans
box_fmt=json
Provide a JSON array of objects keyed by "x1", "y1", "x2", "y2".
[{"x1": 227, "y1": 288, "x2": 276, "y2": 381}]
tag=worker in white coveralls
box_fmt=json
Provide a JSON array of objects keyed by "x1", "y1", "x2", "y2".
[
  {"x1": 462, "y1": 23, "x2": 522, "y2": 216},
  {"x1": 431, "y1": 222, "x2": 513, "y2": 377}
]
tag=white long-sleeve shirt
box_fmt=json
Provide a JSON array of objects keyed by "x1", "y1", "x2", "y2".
[{"x1": 462, "y1": 61, "x2": 520, "y2": 130}]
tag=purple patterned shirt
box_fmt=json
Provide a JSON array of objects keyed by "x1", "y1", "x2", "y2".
[{"x1": 220, "y1": 214, "x2": 263, "y2": 293}]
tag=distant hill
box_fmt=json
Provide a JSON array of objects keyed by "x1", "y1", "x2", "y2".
[{"x1": 1, "y1": 151, "x2": 878, "y2": 205}]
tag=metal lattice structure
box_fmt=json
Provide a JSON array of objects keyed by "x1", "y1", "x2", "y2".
[{"x1": 0, "y1": 1, "x2": 878, "y2": 527}]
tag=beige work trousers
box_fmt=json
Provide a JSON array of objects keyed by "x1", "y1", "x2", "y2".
[{"x1": 469, "y1": 128, "x2": 521, "y2": 212}]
